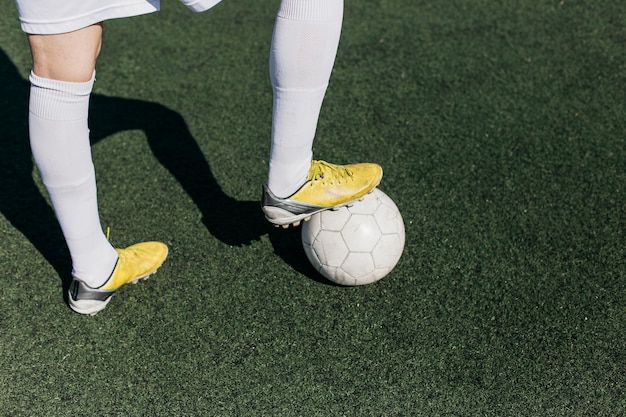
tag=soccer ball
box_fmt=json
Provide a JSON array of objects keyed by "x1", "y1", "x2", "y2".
[{"x1": 301, "y1": 188, "x2": 405, "y2": 286}]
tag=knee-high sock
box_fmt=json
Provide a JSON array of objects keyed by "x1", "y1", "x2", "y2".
[
  {"x1": 268, "y1": 0, "x2": 343, "y2": 198},
  {"x1": 29, "y1": 72, "x2": 117, "y2": 287}
]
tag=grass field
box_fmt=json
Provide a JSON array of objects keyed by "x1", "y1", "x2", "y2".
[{"x1": 1, "y1": 0, "x2": 625, "y2": 415}]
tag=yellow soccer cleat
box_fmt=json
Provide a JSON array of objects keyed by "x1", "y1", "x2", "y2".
[
  {"x1": 262, "y1": 160, "x2": 383, "y2": 227},
  {"x1": 68, "y1": 241, "x2": 168, "y2": 315}
]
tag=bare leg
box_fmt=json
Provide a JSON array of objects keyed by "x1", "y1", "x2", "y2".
[{"x1": 29, "y1": 23, "x2": 102, "y2": 81}]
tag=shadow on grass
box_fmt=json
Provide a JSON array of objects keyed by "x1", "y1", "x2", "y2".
[
  {"x1": 0, "y1": 51, "x2": 71, "y2": 280},
  {"x1": 267, "y1": 226, "x2": 337, "y2": 286},
  {"x1": 0, "y1": 48, "x2": 271, "y2": 294},
  {"x1": 1, "y1": 46, "x2": 332, "y2": 295},
  {"x1": 88, "y1": 89, "x2": 269, "y2": 248}
]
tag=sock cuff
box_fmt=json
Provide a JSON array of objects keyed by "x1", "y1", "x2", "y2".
[
  {"x1": 29, "y1": 71, "x2": 95, "y2": 121},
  {"x1": 277, "y1": 0, "x2": 343, "y2": 22}
]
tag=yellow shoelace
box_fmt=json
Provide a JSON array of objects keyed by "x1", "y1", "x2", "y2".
[{"x1": 307, "y1": 160, "x2": 354, "y2": 184}]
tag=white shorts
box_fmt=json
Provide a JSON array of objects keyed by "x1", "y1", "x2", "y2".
[{"x1": 15, "y1": 0, "x2": 223, "y2": 34}]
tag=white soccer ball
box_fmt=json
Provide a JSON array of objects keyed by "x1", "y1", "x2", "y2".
[{"x1": 301, "y1": 188, "x2": 405, "y2": 286}]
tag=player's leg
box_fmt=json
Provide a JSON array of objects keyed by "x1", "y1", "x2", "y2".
[
  {"x1": 28, "y1": 23, "x2": 103, "y2": 82},
  {"x1": 27, "y1": 24, "x2": 167, "y2": 315},
  {"x1": 28, "y1": 24, "x2": 119, "y2": 289},
  {"x1": 262, "y1": 0, "x2": 383, "y2": 227}
]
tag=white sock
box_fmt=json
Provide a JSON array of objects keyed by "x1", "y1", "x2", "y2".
[
  {"x1": 29, "y1": 72, "x2": 117, "y2": 287},
  {"x1": 267, "y1": 0, "x2": 343, "y2": 198}
]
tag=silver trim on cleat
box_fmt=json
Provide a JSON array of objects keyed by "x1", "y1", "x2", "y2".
[{"x1": 262, "y1": 184, "x2": 368, "y2": 227}]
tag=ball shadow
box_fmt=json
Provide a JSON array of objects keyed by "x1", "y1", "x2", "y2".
[{"x1": 267, "y1": 225, "x2": 337, "y2": 286}]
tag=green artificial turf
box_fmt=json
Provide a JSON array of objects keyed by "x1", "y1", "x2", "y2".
[{"x1": 1, "y1": 0, "x2": 625, "y2": 415}]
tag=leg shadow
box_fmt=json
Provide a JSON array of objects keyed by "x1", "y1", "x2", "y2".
[
  {"x1": 0, "y1": 49, "x2": 71, "y2": 282},
  {"x1": 89, "y1": 96, "x2": 269, "y2": 247}
]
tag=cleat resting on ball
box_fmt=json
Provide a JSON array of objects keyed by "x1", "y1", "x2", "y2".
[{"x1": 262, "y1": 160, "x2": 382, "y2": 227}]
